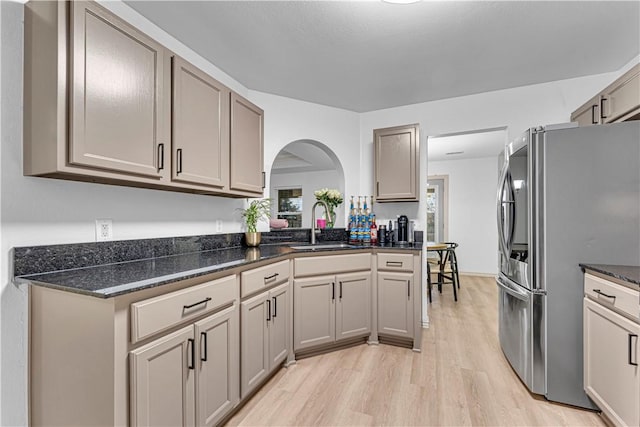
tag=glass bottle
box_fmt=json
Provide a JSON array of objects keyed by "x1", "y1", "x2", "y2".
[{"x1": 370, "y1": 214, "x2": 378, "y2": 245}]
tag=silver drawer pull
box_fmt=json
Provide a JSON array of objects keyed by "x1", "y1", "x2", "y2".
[
  {"x1": 593, "y1": 289, "x2": 616, "y2": 301},
  {"x1": 264, "y1": 273, "x2": 279, "y2": 282},
  {"x1": 183, "y1": 297, "x2": 211, "y2": 310},
  {"x1": 386, "y1": 261, "x2": 403, "y2": 267}
]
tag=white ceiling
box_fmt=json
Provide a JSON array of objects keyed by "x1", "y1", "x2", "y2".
[
  {"x1": 125, "y1": 0, "x2": 639, "y2": 113},
  {"x1": 428, "y1": 128, "x2": 506, "y2": 162},
  {"x1": 271, "y1": 141, "x2": 338, "y2": 174}
]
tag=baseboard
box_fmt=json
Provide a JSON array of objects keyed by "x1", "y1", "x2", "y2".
[{"x1": 459, "y1": 272, "x2": 496, "y2": 278}]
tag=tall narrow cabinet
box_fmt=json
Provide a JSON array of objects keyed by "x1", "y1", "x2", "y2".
[
  {"x1": 172, "y1": 56, "x2": 230, "y2": 190},
  {"x1": 374, "y1": 124, "x2": 419, "y2": 202}
]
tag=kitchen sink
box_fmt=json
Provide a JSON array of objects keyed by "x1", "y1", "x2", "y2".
[{"x1": 289, "y1": 243, "x2": 355, "y2": 250}]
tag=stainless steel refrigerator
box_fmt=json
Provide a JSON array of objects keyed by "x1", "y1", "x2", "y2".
[{"x1": 496, "y1": 121, "x2": 640, "y2": 409}]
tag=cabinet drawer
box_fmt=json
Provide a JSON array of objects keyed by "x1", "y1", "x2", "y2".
[
  {"x1": 241, "y1": 260, "x2": 289, "y2": 297},
  {"x1": 294, "y1": 253, "x2": 371, "y2": 277},
  {"x1": 585, "y1": 273, "x2": 639, "y2": 322},
  {"x1": 377, "y1": 253, "x2": 414, "y2": 272},
  {"x1": 131, "y1": 275, "x2": 237, "y2": 343}
]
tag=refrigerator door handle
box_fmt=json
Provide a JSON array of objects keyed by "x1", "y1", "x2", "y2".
[
  {"x1": 496, "y1": 163, "x2": 511, "y2": 259},
  {"x1": 505, "y1": 171, "x2": 517, "y2": 255},
  {"x1": 497, "y1": 276, "x2": 529, "y2": 301}
]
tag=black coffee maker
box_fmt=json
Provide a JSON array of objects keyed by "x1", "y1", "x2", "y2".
[{"x1": 397, "y1": 215, "x2": 409, "y2": 245}]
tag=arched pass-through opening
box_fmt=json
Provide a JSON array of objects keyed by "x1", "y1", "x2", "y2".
[{"x1": 269, "y1": 139, "x2": 345, "y2": 229}]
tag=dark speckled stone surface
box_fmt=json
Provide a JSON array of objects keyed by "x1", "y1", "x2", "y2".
[
  {"x1": 580, "y1": 264, "x2": 640, "y2": 289},
  {"x1": 14, "y1": 232, "x2": 421, "y2": 298}
]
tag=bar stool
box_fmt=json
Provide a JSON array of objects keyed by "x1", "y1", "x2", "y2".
[
  {"x1": 439, "y1": 242, "x2": 460, "y2": 293},
  {"x1": 427, "y1": 242, "x2": 459, "y2": 302}
]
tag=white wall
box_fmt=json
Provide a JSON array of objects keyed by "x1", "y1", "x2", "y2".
[
  {"x1": 428, "y1": 157, "x2": 500, "y2": 275},
  {"x1": 250, "y1": 90, "x2": 360, "y2": 227},
  {"x1": 270, "y1": 170, "x2": 343, "y2": 229}
]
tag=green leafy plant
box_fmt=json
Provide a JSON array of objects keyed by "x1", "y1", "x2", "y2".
[{"x1": 239, "y1": 199, "x2": 272, "y2": 233}]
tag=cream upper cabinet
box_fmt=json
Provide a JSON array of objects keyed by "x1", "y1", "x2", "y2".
[
  {"x1": 601, "y1": 64, "x2": 640, "y2": 124},
  {"x1": 571, "y1": 95, "x2": 601, "y2": 126},
  {"x1": 230, "y1": 93, "x2": 264, "y2": 195},
  {"x1": 24, "y1": 1, "x2": 265, "y2": 198},
  {"x1": 172, "y1": 56, "x2": 230, "y2": 189},
  {"x1": 69, "y1": 1, "x2": 168, "y2": 179},
  {"x1": 374, "y1": 124, "x2": 419, "y2": 202},
  {"x1": 571, "y1": 63, "x2": 640, "y2": 126}
]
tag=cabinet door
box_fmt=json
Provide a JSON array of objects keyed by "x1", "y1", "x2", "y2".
[
  {"x1": 240, "y1": 292, "x2": 269, "y2": 398},
  {"x1": 378, "y1": 271, "x2": 414, "y2": 339},
  {"x1": 70, "y1": 1, "x2": 167, "y2": 178},
  {"x1": 584, "y1": 298, "x2": 640, "y2": 427},
  {"x1": 602, "y1": 64, "x2": 640, "y2": 123},
  {"x1": 194, "y1": 305, "x2": 239, "y2": 427},
  {"x1": 130, "y1": 326, "x2": 195, "y2": 427},
  {"x1": 172, "y1": 56, "x2": 230, "y2": 189},
  {"x1": 294, "y1": 276, "x2": 336, "y2": 351},
  {"x1": 570, "y1": 95, "x2": 600, "y2": 126},
  {"x1": 336, "y1": 271, "x2": 371, "y2": 341},
  {"x1": 269, "y1": 283, "x2": 290, "y2": 368},
  {"x1": 374, "y1": 124, "x2": 418, "y2": 201},
  {"x1": 230, "y1": 93, "x2": 264, "y2": 195}
]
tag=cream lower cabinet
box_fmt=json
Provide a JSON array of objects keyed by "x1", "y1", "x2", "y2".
[
  {"x1": 376, "y1": 252, "x2": 421, "y2": 343},
  {"x1": 294, "y1": 271, "x2": 371, "y2": 351},
  {"x1": 130, "y1": 304, "x2": 239, "y2": 427},
  {"x1": 240, "y1": 283, "x2": 289, "y2": 398},
  {"x1": 584, "y1": 297, "x2": 640, "y2": 426},
  {"x1": 377, "y1": 271, "x2": 414, "y2": 339}
]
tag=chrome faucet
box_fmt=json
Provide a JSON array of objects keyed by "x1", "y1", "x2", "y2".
[{"x1": 311, "y1": 200, "x2": 332, "y2": 245}]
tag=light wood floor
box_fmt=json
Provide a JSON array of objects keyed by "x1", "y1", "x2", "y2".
[{"x1": 226, "y1": 275, "x2": 605, "y2": 426}]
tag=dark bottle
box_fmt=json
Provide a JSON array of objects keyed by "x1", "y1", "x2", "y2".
[{"x1": 378, "y1": 224, "x2": 387, "y2": 245}]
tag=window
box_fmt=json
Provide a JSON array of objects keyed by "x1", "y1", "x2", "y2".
[{"x1": 277, "y1": 188, "x2": 303, "y2": 228}]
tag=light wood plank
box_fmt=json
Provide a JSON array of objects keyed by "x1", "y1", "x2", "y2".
[{"x1": 226, "y1": 276, "x2": 605, "y2": 426}]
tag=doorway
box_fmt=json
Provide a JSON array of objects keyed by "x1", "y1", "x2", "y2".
[{"x1": 426, "y1": 175, "x2": 448, "y2": 243}]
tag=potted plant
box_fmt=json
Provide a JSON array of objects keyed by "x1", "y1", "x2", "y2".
[
  {"x1": 313, "y1": 188, "x2": 343, "y2": 228},
  {"x1": 239, "y1": 198, "x2": 271, "y2": 247}
]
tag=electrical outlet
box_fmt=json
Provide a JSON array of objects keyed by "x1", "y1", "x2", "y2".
[
  {"x1": 96, "y1": 219, "x2": 113, "y2": 242},
  {"x1": 215, "y1": 220, "x2": 222, "y2": 232}
]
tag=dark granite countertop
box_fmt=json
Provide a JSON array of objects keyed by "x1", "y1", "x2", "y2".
[
  {"x1": 580, "y1": 264, "x2": 640, "y2": 290},
  {"x1": 15, "y1": 242, "x2": 421, "y2": 298}
]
